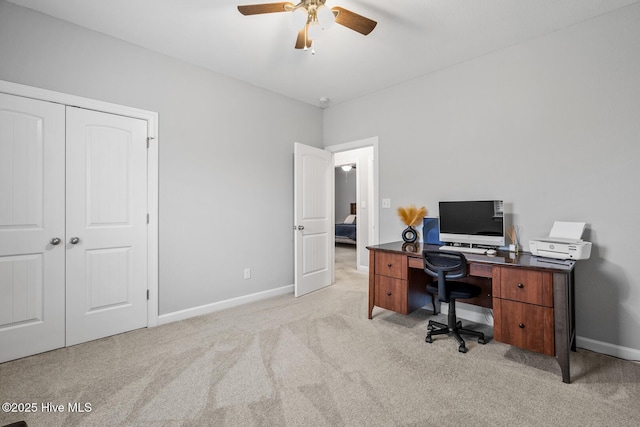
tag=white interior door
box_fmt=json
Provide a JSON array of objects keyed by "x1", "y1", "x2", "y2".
[
  {"x1": 0, "y1": 93, "x2": 66, "y2": 363},
  {"x1": 65, "y1": 107, "x2": 148, "y2": 346},
  {"x1": 294, "y1": 142, "x2": 334, "y2": 297}
]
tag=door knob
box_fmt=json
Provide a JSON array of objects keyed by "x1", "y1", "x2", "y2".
[
  {"x1": 50, "y1": 237, "x2": 61, "y2": 245},
  {"x1": 297, "y1": 225, "x2": 304, "y2": 230},
  {"x1": 69, "y1": 237, "x2": 80, "y2": 244}
]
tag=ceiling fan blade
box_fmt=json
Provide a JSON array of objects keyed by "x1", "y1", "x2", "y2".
[
  {"x1": 237, "y1": 2, "x2": 294, "y2": 15},
  {"x1": 332, "y1": 6, "x2": 377, "y2": 35},
  {"x1": 295, "y1": 26, "x2": 312, "y2": 49}
]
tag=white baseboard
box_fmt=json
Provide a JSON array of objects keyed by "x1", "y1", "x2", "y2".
[
  {"x1": 158, "y1": 284, "x2": 294, "y2": 325},
  {"x1": 443, "y1": 302, "x2": 495, "y2": 326},
  {"x1": 576, "y1": 336, "x2": 640, "y2": 361}
]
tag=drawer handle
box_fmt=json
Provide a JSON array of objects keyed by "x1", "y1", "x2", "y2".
[
  {"x1": 517, "y1": 283, "x2": 524, "y2": 289},
  {"x1": 387, "y1": 263, "x2": 392, "y2": 267},
  {"x1": 518, "y1": 323, "x2": 525, "y2": 329},
  {"x1": 386, "y1": 292, "x2": 392, "y2": 296}
]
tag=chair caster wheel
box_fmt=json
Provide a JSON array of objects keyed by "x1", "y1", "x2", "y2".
[
  {"x1": 426, "y1": 335, "x2": 433, "y2": 343},
  {"x1": 458, "y1": 345, "x2": 468, "y2": 353},
  {"x1": 478, "y1": 336, "x2": 486, "y2": 345}
]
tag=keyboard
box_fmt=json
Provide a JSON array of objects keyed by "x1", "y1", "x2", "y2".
[{"x1": 439, "y1": 245, "x2": 487, "y2": 254}]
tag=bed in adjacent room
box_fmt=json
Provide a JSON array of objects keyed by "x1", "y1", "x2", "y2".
[{"x1": 335, "y1": 203, "x2": 357, "y2": 245}]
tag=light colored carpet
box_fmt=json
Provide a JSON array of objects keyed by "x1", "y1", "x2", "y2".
[{"x1": 1, "y1": 245, "x2": 639, "y2": 426}]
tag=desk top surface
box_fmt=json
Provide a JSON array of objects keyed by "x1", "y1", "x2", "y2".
[{"x1": 367, "y1": 241, "x2": 576, "y2": 273}]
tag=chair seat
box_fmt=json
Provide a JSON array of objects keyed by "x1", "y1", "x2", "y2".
[{"x1": 426, "y1": 280, "x2": 481, "y2": 301}]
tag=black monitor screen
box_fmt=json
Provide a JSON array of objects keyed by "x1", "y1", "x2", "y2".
[{"x1": 439, "y1": 201, "x2": 504, "y2": 236}]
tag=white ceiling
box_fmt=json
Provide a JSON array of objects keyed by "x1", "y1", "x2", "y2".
[{"x1": 8, "y1": 0, "x2": 640, "y2": 107}]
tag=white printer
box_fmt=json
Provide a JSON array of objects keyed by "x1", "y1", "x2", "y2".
[{"x1": 529, "y1": 221, "x2": 592, "y2": 260}]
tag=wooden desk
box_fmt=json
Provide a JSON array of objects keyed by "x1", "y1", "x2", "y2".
[{"x1": 367, "y1": 242, "x2": 577, "y2": 383}]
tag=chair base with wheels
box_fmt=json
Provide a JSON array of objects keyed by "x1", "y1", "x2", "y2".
[
  {"x1": 425, "y1": 287, "x2": 487, "y2": 353},
  {"x1": 423, "y1": 250, "x2": 487, "y2": 353}
]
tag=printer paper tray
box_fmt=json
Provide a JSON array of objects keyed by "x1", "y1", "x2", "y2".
[{"x1": 535, "y1": 237, "x2": 583, "y2": 244}]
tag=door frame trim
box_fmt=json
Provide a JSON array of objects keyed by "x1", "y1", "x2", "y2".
[{"x1": 0, "y1": 79, "x2": 160, "y2": 328}]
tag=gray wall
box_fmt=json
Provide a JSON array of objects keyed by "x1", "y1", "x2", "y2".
[
  {"x1": 324, "y1": 4, "x2": 640, "y2": 353},
  {"x1": 0, "y1": 1, "x2": 323, "y2": 315}
]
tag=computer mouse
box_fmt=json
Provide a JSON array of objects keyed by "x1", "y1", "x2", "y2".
[{"x1": 486, "y1": 249, "x2": 497, "y2": 256}]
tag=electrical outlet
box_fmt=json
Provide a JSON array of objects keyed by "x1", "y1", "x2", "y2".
[
  {"x1": 244, "y1": 268, "x2": 251, "y2": 279},
  {"x1": 382, "y1": 198, "x2": 391, "y2": 208}
]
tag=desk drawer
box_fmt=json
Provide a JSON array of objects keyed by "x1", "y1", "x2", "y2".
[
  {"x1": 407, "y1": 256, "x2": 424, "y2": 270},
  {"x1": 493, "y1": 299, "x2": 554, "y2": 356},
  {"x1": 470, "y1": 263, "x2": 493, "y2": 278},
  {"x1": 375, "y1": 252, "x2": 407, "y2": 279},
  {"x1": 495, "y1": 267, "x2": 553, "y2": 307},
  {"x1": 375, "y1": 275, "x2": 407, "y2": 313}
]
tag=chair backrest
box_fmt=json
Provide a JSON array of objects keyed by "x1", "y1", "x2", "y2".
[{"x1": 422, "y1": 250, "x2": 468, "y2": 301}]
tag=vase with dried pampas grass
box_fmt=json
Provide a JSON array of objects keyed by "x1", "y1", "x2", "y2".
[
  {"x1": 397, "y1": 205, "x2": 427, "y2": 243},
  {"x1": 507, "y1": 224, "x2": 520, "y2": 253}
]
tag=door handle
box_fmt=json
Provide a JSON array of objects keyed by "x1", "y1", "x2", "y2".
[
  {"x1": 297, "y1": 225, "x2": 304, "y2": 230},
  {"x1": 69, "y1": 237, "x2": 80, "y2": 245},
  {"x1": 50, "y1": 237, "x2": 61, "y2": 245}
]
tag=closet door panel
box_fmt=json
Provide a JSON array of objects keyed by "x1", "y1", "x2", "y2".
[
  {"x1": 0, "y1": 93, "x2": 65, "y2": 363},
  {"x1": 65, "y1": 107, "x2": 148, "y2": 346}
]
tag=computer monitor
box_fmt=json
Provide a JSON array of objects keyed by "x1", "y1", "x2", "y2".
[{"x1": 438, "y1": 200, "x2": 505, "y2": 247}]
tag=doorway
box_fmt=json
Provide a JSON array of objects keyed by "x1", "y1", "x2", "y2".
[
  {"x1": 334, "y1": 164, "x2": 357, "y2": 271},
  {"x1": 326, "y1": 137, "x2": 378, "y2": 273}
]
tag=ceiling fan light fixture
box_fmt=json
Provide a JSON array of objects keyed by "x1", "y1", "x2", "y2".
[
  {"x1": 291, "y1": 7, "x2": 309, "y2": 30},
  {"x1": 316, "y1": 5, "x2": 335, "y2": 30}
]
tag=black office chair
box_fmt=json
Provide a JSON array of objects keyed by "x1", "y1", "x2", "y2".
[{"x1": 423, "y1": 250, "x2": 486, "y2": 353}]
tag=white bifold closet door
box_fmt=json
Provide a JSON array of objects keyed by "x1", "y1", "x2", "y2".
[
  {"x1": 0, "y1": 93, "x2": 66, "y2": 363},
  {"x1": 0, "y1": 94, "x2": 149, "y2": 363},
  {"x1": 65, "y1": 107, "x2": 148, "y2": 347}
]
